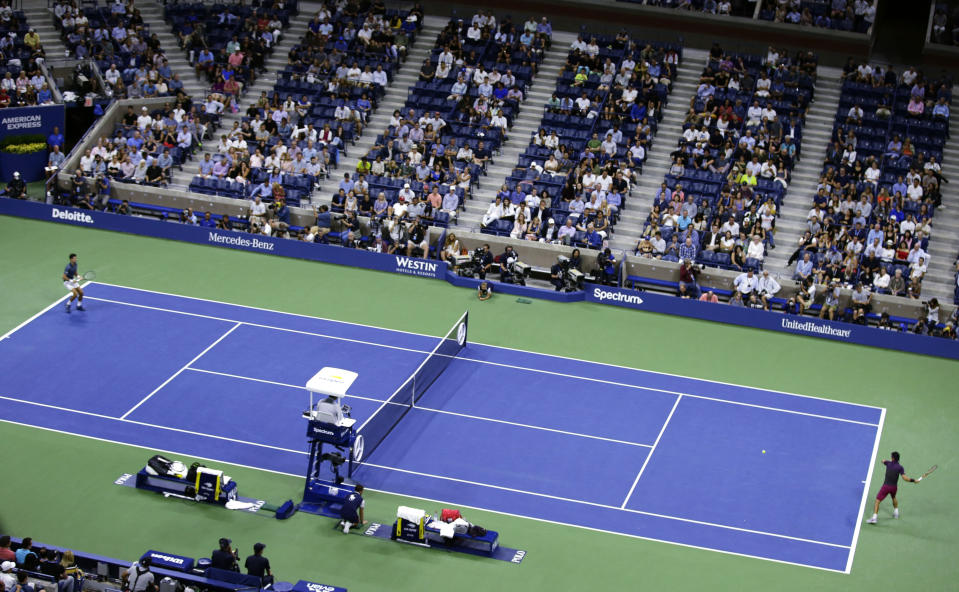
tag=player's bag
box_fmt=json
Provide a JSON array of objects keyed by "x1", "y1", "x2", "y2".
[
  {"x1": 186, "y1": 462, "x2": 206, "y2": 482},
  {"x1": 146, "y1": 455, "x2": 174, "y2": 476},
  {"x1": 440, "y1": 508, "x2": 462, "y2": 523},
  {"x1": 467, "y1": 524, "x2": 487, "y2": 537}
]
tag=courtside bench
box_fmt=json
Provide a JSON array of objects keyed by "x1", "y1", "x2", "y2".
[{"x1": 423, "y1": 525, "x2": 500, "y2": 556}]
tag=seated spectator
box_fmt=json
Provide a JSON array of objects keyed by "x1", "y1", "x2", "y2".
[
  {"x1": 211, "y1": 538, "x2": 239, "y2": 572},
  {"x1": 121, "y1": 557, "x2": 154, "y2": 592},
  {"x1": 244, "y1": 543, "x2": 272, "y2": 586},
  {"x1": 699, "y1": 290, "x2": 719, "y2": 303}
]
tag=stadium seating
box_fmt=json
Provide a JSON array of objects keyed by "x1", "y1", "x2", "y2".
[
  {"x1": 352, "y1": 13, "x2": 550, "y2": 237},
  {"x1": 484, "y1": 31, "x2": 681, "y2": 248},
  {"x1": 640, "y1": 46, "x2": 817, "y2": 271},
  {"x1": 165, "y1": 0, "x2": 299, "y2": 105},
  {"x1": 0, "y1": 8, "x2": 56, "y2": 107},
  {"x1": 758, "y1": 0, "x2": 875, "y2": 33},
  {"x1": 805, "y1": 62, "x2": 951, "y2": 299}
]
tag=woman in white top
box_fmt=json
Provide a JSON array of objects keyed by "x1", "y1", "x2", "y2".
[
  {"x1": 544, "y1": 131, "x2": 559, "y2": 149},
  {"x1": 344, "y1": 191, "x2": 358, "y2": 215},
  {"x1": 441, "y1": 233, "x2": 460, "y2": 263},
  {"x1": 719, "y1": 231, "x2": 735, "y2": 252}
]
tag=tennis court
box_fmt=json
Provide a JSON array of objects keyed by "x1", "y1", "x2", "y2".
[{"x1": 0, "y1": 282, "x2": 883, "y2": 572}]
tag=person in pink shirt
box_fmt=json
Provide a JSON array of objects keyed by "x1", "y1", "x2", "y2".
[
  {"x1": 907, "y1": 96, "x2": 924, "y2": 117},
  {"x1": 698, "y1": 290, "x2": 719, "y2": 303},
  {"x1": 426, "y1": 185, "x2": 443, "y2": 210}
]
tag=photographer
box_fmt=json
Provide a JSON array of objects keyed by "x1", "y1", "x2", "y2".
[
  {"x1": 596, "y1": 248, "x2": 617, "y2": 286},
  {"x1": 476, "y1": 244, "x2": 493, "y2": 279},
  {"x1": 406, "y1": 217, "x2": 428, "y2": 257},
  {"x1": 678, "y1": 259, "x2": 700, "y2": 299},
  {"x1": 387, "y1": 218, "x2": 408, "y2": 254},
  {"x1": 211, "y1": 538, "x2": 239, "y2": 571},
  {"x1": 550, "y1": 257, "x2": 565, "y2": 291},
  {"x1": 499, "y1": 246, "x2": 519, "y2": 282},
  {"x1": 477, "y1": 281, "x2": 492, "y2": 300},
  {"x1": 120, "y1": 557, "x2": 153, "y2": 592}
]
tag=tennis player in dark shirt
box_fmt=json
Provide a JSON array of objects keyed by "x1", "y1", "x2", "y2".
[{"x1": 867, "y1": 451, "x2": 918, "y2": 524}]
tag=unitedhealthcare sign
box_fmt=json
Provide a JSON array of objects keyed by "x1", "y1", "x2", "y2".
[{"x1": 585, "y1": 284, "x2": 959, "y2": 358}]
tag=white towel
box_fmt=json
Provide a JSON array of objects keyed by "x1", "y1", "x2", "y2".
[{"x1": 397, "y1": 505, "x2": 426, "y2": 523}]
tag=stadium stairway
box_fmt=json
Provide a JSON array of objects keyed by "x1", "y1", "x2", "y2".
[
  {"x1": 922, "y1": 103, "x2": 959, "y2": 303},
  {"x1": 761, "y1": 68, "x2": 842, "y2": 280},
  {"x1": 158, "y1": 2, "x2": 314, "y2": 192},
  {"x1": 607, "y1": 48, "x2": 709, "y2": 253},
  {"x1": 449, "y1": 30, "x2": 578, "y2": 232},
  {"x1": 137, "y1": 1, "x2": 210, "y2": 100},
  {"x1": 312, "y1": 15, "x2": 448, "y2": 200},
  {"x1": 21, "y1": 5, "x2": 69, "y2": 60}
]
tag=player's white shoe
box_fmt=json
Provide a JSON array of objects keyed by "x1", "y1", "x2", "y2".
[
  {"x1": 342, "y1": 522, "x2": 351, "y2": 534},
  {"x1": 866, "y1": 515, "x2": 877, "y2": 524},
  {"x1": 893, "y1": 509, "x2": 899, "y2": 519}
]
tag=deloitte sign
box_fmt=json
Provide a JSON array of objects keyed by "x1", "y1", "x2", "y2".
[{"x1": 52, "y1": 207, "x2": 94, "y2": 224}]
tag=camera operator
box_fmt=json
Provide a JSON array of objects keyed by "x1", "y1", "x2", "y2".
[
  {"x1": 406, "y1": 216, "x2": 428, "y2": 256},
  {"x1": 211, "y1": 538, "x2": 240, "y2": 572},
  {"x1": 499, "y1": 245, "x2": 519, "y2": 282},
  {"x1": 679, "y1": 258, "x2": 700, "y2": 299},
  {"x1": 476, "y1": 244, "x2": 493, "y2": 279},
  {"x1": 550, "y1": 257, "x2": 565, "y2": 291},
  {"x1": 477, "y1": 281, "x2": 493, "y2": 300},
  {"x1": 596, "y1": 248, "x2": 617, "y2": 286}
]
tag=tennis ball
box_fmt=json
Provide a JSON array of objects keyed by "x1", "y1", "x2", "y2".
[{"x1": 762, "y1": 450, "x2": 766, "y2": 454}]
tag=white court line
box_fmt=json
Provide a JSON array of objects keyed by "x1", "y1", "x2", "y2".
[
  {"x1": 0, "y1": 417, "x2": 848, "y2": 574},
  {"x1": 119, "y1": 322, "x2": 243, "y2": 419},
  {"x1": 621, "y1": 395, "x2": 682, "y2": 508},
  {"x1": 0, "y1": 291, "x2": 74, "y2": 341},
  {"x1": 845, "y1": 407, "x2": 886, "y2": 574},
  {"x1": 88, "y1": 281, "x2": 884, "y2": 413},
  {"x1": 0, "y1": 396, "x2": 848, "y2": 552},
  {"x1": 84, "y1": 295, "x2": 877, "y2": 427},
  {"x1": 0, "y1": 394, "x2": 306, "y2": 455},
  {"x1": 185, "y1": 367, "x2": 654, "y2": 449},
  {"x1": 357, "y1": 460, "x2": 849, "y2": 549}
]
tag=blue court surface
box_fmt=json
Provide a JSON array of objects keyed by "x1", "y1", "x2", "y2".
[{"x1": 0, "y1": 283, "x2": 885, "y2": 572}]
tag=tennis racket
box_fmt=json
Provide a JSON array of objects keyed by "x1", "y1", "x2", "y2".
[
  {"x1": 81, "y1": 271, "x2": 96, "y2": 281},
  {"x1": 918, "y1": 465, "x2": 938, "y2": 481}
]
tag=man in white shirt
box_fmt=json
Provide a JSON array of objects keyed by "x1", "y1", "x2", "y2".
[
  {"x1": 720, "y1": 218, "x2": 740, "y2": 236},
  {"x1": 734, "y1": 269, "x2": 758, "y2": 296},
  {"x1": 756, "y1": 270, "x2": 780, "y2": 308},
  {"x1": 600, "y1": 134, "x2": 618, "y2": 159},
  {"x1": 482, "y1": 196, "x2": 505, "y2": 227},
  {"x1": 371, "y1": 65, "x2": 388, "y2": 87},
  {"x1": 746, "y1": 100, "x2": 763, "y2": 127},
  {"x1": 899, "y1": 214, "x2": 916, "y2": 236},
  {"x1": 906, "y1": 178, "x2": 923, "y2": 201},
  {"x1": 873, "y1": 267, "x2": 890, "y2": 292},
  {"x1": 398, "y1": 183, "x2": 415, "y2": 203}
]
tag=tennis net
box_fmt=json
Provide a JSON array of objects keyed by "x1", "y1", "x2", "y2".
[{"x1": 350, "y1": 311, "x2": 468, "y2": 473}]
